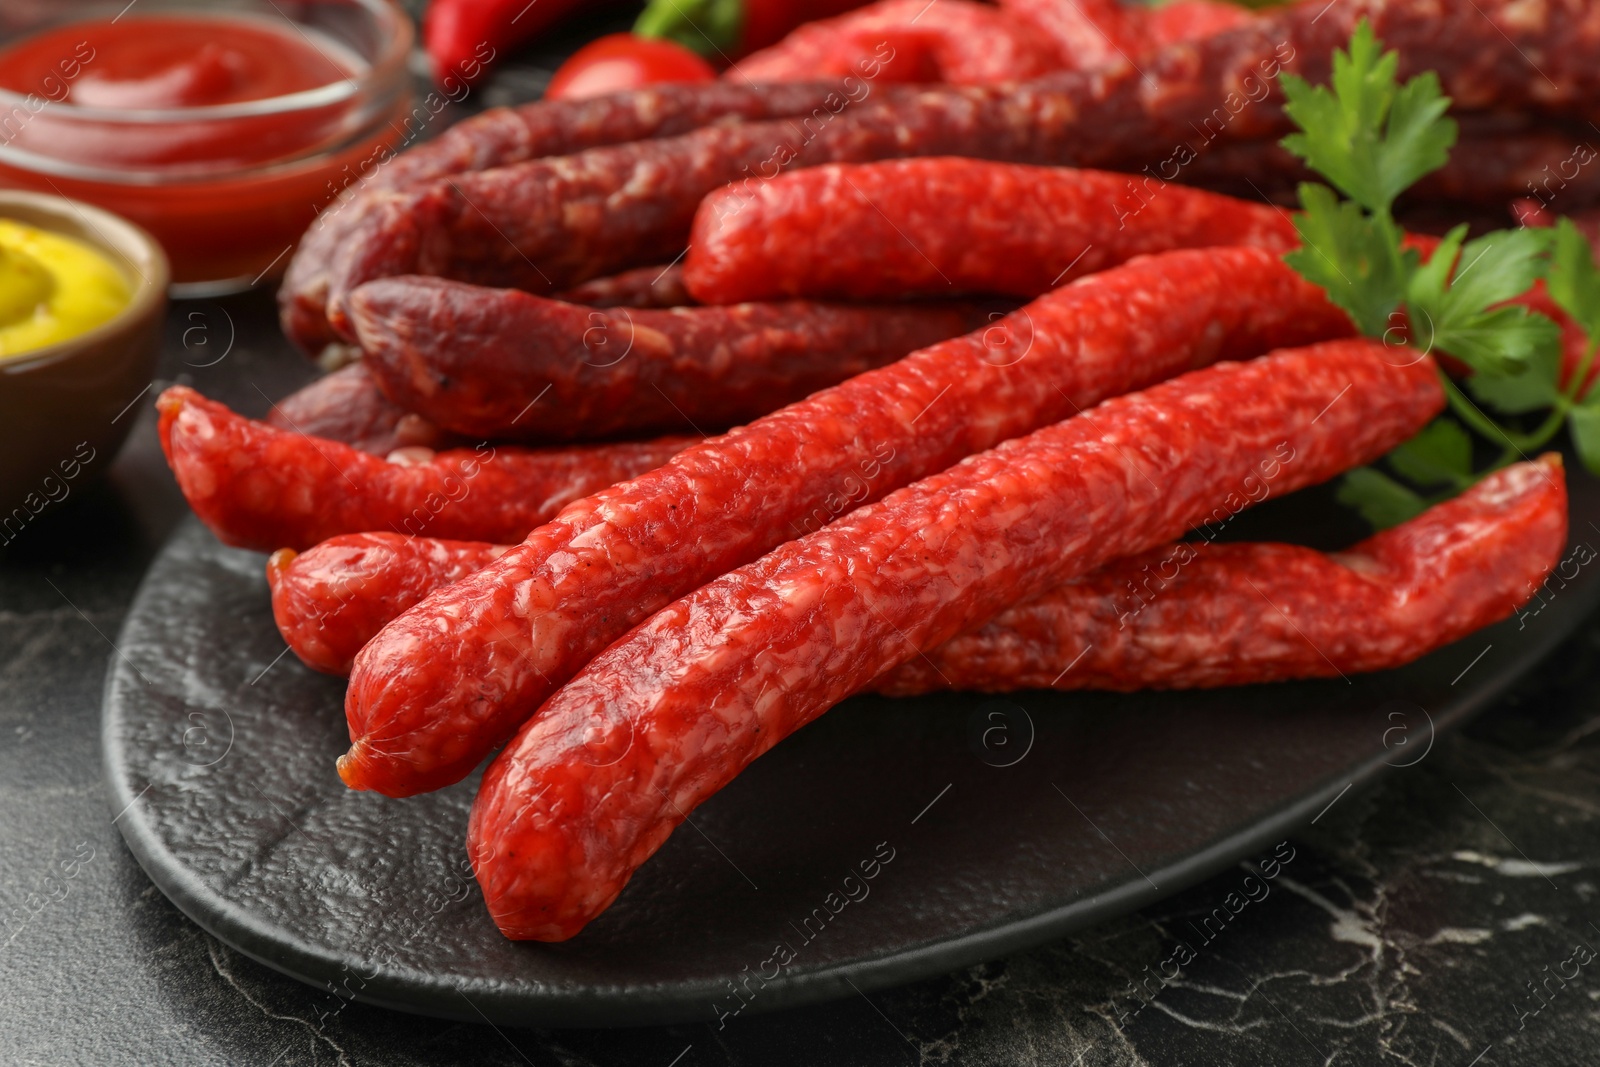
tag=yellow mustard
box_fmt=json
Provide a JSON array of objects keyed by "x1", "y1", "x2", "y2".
[{"x1": 0, "y1": 219, "x2": 131, "y2": 359}]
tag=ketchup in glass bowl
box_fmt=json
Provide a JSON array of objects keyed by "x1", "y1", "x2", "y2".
[{"x1": 0, "y1": 0, "x2": 412, "y2": 293}]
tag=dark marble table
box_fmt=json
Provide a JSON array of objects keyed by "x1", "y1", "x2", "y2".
[{"x1": 9, "y1": 9, "x2": 1600, "y2": 1065}]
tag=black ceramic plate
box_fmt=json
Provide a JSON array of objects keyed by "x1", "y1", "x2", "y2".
[{"x1": 105, "y1": 471, "x2": 1600, "y2": 1027}]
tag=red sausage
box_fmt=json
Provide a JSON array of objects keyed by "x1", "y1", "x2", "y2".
[
  {"x1": 281, "y1": 80, "x2": 864, "y2": 352},
  {"x1": 468, "y1": 339, "x2": 1446, "y2": 940},
  {"x1": 271, "y1": 454, "x2": 1564, "y2": 680},
  {"x1": 1147, "y1": 1, "x2": 1256, "y2": 48},
  {"x1": 997, "y1": 0, "x2": 1267, "y2": 68},
  {"x1": 337, "y1": 246, "x2": 1353, "y2": 798},
  {"x1": 266, "y1": 363, "x2": 464, "y2": 456},
  {"x1": 346, "y1": 277, "x2": 991, "y2": 442},
  {"x1": 267, "y1": 536, "x2": 509, "y2": 675},
  {"x1": 994, "y1": 0, "x2": 1142, "y2": 71},
  {"x1": 878, "y1": 457, "x2": 1568, "y2": 694},
  {"x1": 732, "y1": 0, "x2": 1066, "y2": 86},
  {"x1": 555, "y1": 264, "x2": 694, "y2": 309},
  {"x1": 157, "y1": 387, "x2": 693, "y2": 551},
  {"x1": 684, "y1": 160, "x2": 1298, "y2": 303}
]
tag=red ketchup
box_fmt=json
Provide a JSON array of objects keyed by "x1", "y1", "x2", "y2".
[{"x1": 0, "y1": 14, "x2": 411, "y2": 289}]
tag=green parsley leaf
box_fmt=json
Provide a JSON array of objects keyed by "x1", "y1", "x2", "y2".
[
  {"x1": 1336, "y1": 467, "x2": 1429, "y2": 528},
  {"x1": 1402, "y1": 222, "x2": 1465, "y2": 334},
  {"x1": 1462, "y1": 345, "x2": 1562, "y2": 415},
  {"x1": 1438, "y1": 305, "x2": 1563, "y2": 377},
  {"x1": 1547, "y1": 218, "x2": 1600, "y2": 344},
  {"x1": 1425, "y1": 228, "x2": 1550, "y2": 322},
  {"x1": 1284, "y1": 183, "x2": 1415, "y2": 337},
  {"x1": 1283, "y1": 22, "x2": 1596, "y2": 530},
  {"x1": 1385, "y1": 419, "x2": 1474, "y2": 488},
  {"x1": 1405, "y1": 227, "x2": 1560, "y2": 374},
  {"x1": 1280, "y1": 20, "x2": 1456, "y2": 215}
]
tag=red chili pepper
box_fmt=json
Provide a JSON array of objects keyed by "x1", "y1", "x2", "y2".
[
  {"x1": 634, "y1": 0, "x2": 870, "y2": 59},
  {"x1": 424, "y1": 0, "x2": 627, "y2": 87},
  {"x1": 543, "y1": 34, "x2": 717, "y2": 101}
]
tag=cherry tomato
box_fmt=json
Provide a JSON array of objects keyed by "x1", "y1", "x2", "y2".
[{"x1": 544, "y1": 34, "x2": 716, "y2": 101}]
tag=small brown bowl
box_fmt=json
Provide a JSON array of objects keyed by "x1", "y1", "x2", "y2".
[{"x1": 0, "y1": 191, "x2": 168, "y2": 531}]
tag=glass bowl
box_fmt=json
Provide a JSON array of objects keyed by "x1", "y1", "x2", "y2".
[{"x1": 0, "y1": 0, "x2": 413, "y2": 294}]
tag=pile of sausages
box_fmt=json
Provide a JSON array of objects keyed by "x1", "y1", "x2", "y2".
[
  {"x1": 278, "y1": 0, "x2": 1600, "y2": 355},
  {"x1": 157, "y1": 0, "x2": 1591, "y2": 941}
]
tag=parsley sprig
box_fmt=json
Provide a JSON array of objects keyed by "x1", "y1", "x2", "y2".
[{"x1": 1277, "y1": 21, "x2": 1600, "y2": 527}]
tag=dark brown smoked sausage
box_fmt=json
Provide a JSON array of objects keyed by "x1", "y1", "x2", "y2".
[
  {"x1": 555, "y1": 264, "x2": 695, "y2": 309},
  {"x1": 266, "y1": 363, "x2": 464, "y2": 456},
  {"x1": 347, "y1": 277, "x2": 991, "y2": 441},
  {"x1": 281, "y1": 81, "x2": 865, "y2": 351},
  {"x1": 315, "y1": 0, "x2": 1600, "y2": 341}
]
